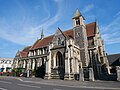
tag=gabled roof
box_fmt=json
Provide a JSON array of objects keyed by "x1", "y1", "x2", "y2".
[
  {"x1": 63, "y1": 29, "x2": 74, "y2": 38},
  {"x1": 86, "y1": 22, "x2": 96, "y2": 37},
  {"x1": 107, "y1": 54, "x2": 120, "y2": 66},
  {"x1": 22, "y1": 46, "x2": 31, "y2": 52},
  {"x1": 19, "y1": 46, "x2": 31, "y2": 58},
  {"x1": 30, "y1": 22, "x2": 96, "y2": 50},
  {"x1": 30, "y1": 35, "x2": 54, "y2": 50},
  {"x1": 20, "y1": 51, "x2": 28, "y2": 58}
]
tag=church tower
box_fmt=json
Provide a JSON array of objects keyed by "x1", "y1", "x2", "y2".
[
  {"x1": 73, "y1": 9, "x2": 85, "y2": 27},
  {"x1": 73, "y1": 9, "x2": 89, "y2": 67}
]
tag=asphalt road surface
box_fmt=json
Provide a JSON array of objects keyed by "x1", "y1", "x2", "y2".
[{"x1": 0, "y1": 77, "x2": 119, "y2": 90}]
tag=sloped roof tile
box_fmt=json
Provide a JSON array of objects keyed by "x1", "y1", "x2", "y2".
[
  {"x1": 30, "y1": 35, "x2": 54, "y2": 50},
  {"x1": 20, "y1": 51, "x2": 28, "y2": 58},
  {"x1": 20, "y1": 46, "x2": 31, "y2": 58},
  {"x1": 86, "y1": 22, "x2": 96, "y2": 37},
  {"x1": 22, "y1": 22, "x2": 96, "y2": 51}
]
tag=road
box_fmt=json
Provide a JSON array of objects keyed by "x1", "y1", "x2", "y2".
[{"x1": 0, "y1": 77, "x2": 120, "y2": 90}]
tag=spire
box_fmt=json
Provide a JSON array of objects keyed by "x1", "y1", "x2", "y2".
[
  {"x1": 73, "y1": 9, "x2": 85, "y2": 20},
  {"x1": 74, "y1": 9, "x2": 81, "y2": 18},
  {"x1": 72, "y1": 9, "x2": 85, "y2": 27},
  {"x1": 41, "y1": 28, "x2": 44, "y2": 39}
]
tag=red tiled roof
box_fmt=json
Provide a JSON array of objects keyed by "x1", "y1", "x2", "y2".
[
  {"x1": 30, "y1": 30, "x2": 74, "y2": 50},
  {"x1": 30, "y1": 35, "x2": 54, "y2": 50},
  {"x1": 20, "y1": 46, "x2": 31, "y2": 58},
  {"x1": 20, "y1": 51, "x2": 28, "y2": 58},
  {"x1": 63, "y1": 29, "x2": 74, "y2": 38},
  {"x1": 86, "y1": 22, "x2": 96, "y2": 37},
  {"x1": 28, "y1": 22, "x2": 96, "y2": 50},
  {"x1": 22, "y1": 46, "x2": 31, "y2": 52},
  {"x1": 19, "y1": 22, "x2": 96, "y2": 58}
]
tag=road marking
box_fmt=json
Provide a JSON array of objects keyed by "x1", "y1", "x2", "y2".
[
  {"x1": 0, "y1": 81, "x2": 12, "y2": 84},
  {"x1": 18, "y1": 84, "x2": 41, "y2": 89},
  {"x1": 0, "y1": 88, "x2": 8, "y2": 90},
  {"x1": 17, "y1": 78, "x2": 23, "y2": 81},
  {"x1": 22, "y1": 80, "x2": 120, "y2": 90},
  {"x1": 16, "y1": 78, "x2": 120, "y2": 90}
]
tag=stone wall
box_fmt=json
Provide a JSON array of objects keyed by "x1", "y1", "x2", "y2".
[{"x1": 74, "y1": 26, "x2": 89, "y2": 67}]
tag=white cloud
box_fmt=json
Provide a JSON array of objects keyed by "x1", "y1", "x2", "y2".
[
  {"x1": 102, "y1": 33, "x2": 120, "y2": 44},
  {"x1": 33, "y1": 0, "x2": 63, "y2": 34},
  {"x1": 82, "y1": 4, "x2": 94, "y2": 13},
  {"x1": 114, "y1": 11, "x2": 120, "y2": 17},
  {"x1": 101, "y1": 12, "x2": 120, "y2": 44},
  {"x1": 0, "y1": 0, "x2": 63, "y2": 45},
  {"x1": 81, "y1": 4, "x2": 95, "y2": 23}
]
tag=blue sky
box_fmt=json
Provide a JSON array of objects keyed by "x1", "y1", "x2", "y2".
[{"x1": 0, "y1": 0, "x2": 120, "y2": 58}]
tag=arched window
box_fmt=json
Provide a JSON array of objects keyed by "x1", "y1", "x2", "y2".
[
  {"x1": 56, "y1": 52, "x2": 63, "y2": 66},
  {"x1": 76, "y1": 19, "x2": 80, "y2": 25}
]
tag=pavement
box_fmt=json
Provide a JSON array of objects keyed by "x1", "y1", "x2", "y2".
[{"x1": 0, "y1": 76, "x2": 120, "y2": 90}]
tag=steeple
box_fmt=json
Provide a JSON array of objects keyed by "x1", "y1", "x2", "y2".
[
  {"x1": 73, "y1": 9, "x2": 85, "y2": 19},
  {"x1": 41, "y1": 28, "x2": 44, "y2": 39},
  {"x1": 73, "y1": 9, "x2": 89, "y2": 67},
  {"x1": 72, "y1": 9, "x2": 85, "y2": 27},
  {"x1": 74, "y1": 9, "x2": 81, "y2": 18}
]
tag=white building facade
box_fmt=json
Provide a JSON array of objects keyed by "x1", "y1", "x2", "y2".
[{"x1": 0, "y1": 58, "x2": 13, "y2": 72}]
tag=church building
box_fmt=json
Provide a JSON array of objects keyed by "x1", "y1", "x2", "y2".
[{"x1": 13, "y1": 9, "x2": 110, "y2": 80}]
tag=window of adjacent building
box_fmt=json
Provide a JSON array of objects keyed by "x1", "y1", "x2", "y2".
[
  {"x1": 1, "y1": 60, "x2": 5, "y2": 63},
  {"x1": 5, "y1": 61, "x2": 7, "y2": 64}
]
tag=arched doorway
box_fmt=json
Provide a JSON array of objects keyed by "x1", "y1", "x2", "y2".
[
  {"x1": 56, "y1": 51, "x2": 63, "y2": 67},
  {"x1": 56, "y1": 51, "x2": 64, "y2": 79}
]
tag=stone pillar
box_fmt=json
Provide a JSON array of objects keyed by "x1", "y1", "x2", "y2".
[
  {"x1": 79, "y1": 68, "x2": 84, "y2": 81},
  {"x1": 45, "y1": 45, "x2": 51, "y2": 79},
  {"x1": 23, "y1": 60, "x2": 26, "y2": 68},
  {"x1": 116, "y1": 66, "x2": 120, "y2": 81},
  {"x1": 29, "y1": 59, "x2": 32, "y2": 69},
  {"x1": 32, "y1": 59, "x2": 35, "y2": 70},
  {"x1": 27, "y1": 70, "x2": 30, "y2": 77},
  {"x1": 26, "y1": 60, "x2": 29, "y2": 70},
  {"x1": 34, "y1": 50, "x2": 36, "y2": 56},
  {"x1": 16, "y1": 60, "x2": 19, "y2": 68},
  {"x1": 71, "y1": 58, "x2": 75, "y2": 73},
  {"x1": 64, "y1": 58, "x2": 71, "y2": 80},
  {"x1": 89, "y1": 68, "x2": 94, "y2": 81},
  {"x1": 45, "y1": 57, "x2": 51, "y2": 79},
  {"x1": 43, "y1": 48, "x2": 44, "y2": 54}
]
